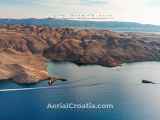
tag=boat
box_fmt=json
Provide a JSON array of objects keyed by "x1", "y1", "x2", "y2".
[
  {"x1": 48, "y1": 79, "x2": 55, "y2": 86},
  {"x1": 142, "y1": 80, "x2": 155, "y2": 84},
  {"x1": 48, "y1": 77, "x2": 67, "y2": 86}
]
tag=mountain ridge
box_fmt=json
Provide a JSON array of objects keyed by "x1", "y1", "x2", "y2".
[
  {"x1": 0, "y1": 25, "x2": 160, "y2": 84},
  {"x1": 0, "y1": 18, "x2": 160, "y2": 32}
]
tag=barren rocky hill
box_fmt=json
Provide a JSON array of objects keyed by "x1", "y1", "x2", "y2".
[
  {"x1": 0, "y1": 48, "x2": 48, "y2": 84},
  {"x1": 0, "y1": 25, "x2": 160, "y2": 83}
]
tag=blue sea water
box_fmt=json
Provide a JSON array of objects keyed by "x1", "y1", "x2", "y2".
[{"x1": 0, "y1": 62, "x2": 160, "y2": 120}]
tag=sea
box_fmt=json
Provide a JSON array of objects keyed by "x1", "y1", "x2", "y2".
[
  {"x1": 0, "y1": 21, "x2": 160, "y2": 119},
  {"x1": 0, "y1": 61, "x2": 160, "y2": 120}
]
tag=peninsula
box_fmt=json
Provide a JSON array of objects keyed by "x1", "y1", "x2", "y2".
[{"x1": 0, "y1": 25, "x2": 160, "y2": 84}]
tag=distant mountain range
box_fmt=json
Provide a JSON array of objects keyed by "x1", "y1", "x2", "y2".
[{"x1": 0, "y1": 18, "x2": 160, "y2": 32}]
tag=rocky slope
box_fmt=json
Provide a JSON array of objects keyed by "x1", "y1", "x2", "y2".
[
  {"x1": 0, "y1": 25, "x2": 160, "y2": 83},
  {"x1": 0, "y1": 48, "x2": 49, "y2": 84}
]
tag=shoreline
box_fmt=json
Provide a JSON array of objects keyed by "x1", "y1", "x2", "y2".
[{"x1": 0, "y1": 25, "x2": 160, "y2": 84}]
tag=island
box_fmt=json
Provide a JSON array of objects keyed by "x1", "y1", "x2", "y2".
[{"x1": 0, "y1": 25, "x2": 160, "y2": 84}]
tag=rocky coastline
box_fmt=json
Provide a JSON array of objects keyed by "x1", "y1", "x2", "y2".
[{"x1": 0, "y1": 25, "x2": 160, "y2": 84}]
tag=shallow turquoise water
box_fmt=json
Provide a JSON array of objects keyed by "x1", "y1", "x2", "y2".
[{"x1": 0, "y1": 62, "x2": 160, "y2": 120}]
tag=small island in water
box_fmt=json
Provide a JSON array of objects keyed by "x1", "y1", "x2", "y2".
[{"x1": 0, "y1": 24, "x2": 160, "y2": 84}]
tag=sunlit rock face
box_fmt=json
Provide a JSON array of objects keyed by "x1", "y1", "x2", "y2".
[{"x1": 0, "y1": 48, "x2": 49, "y2": 84}]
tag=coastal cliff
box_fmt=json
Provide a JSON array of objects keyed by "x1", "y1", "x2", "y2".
[
  {"x1": 0, "y1": 48, "x2": 49, "y2": 84},
  {"x1": 0, "y1": 25, "x2": 160, "y2": 83}
]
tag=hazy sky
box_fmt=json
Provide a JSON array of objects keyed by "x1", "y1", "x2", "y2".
[{"x1": 0, "y1": 0, "x2": 160, "y2": 25}]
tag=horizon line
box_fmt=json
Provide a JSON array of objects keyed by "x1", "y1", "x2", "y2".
[{"x1": 0, "y1": 17, "x2": 159, "y2": 26}]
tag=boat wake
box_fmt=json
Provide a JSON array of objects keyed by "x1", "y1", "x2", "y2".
[
  {"x1": 0, "y1": 86, "x2": 54, "y2": 92},
  {"x1": 0, "y1": 76, "x2": 113, "y2": 93},
  {"x1": 0, "y1": 81, "x2": 109, "y2": 92}
]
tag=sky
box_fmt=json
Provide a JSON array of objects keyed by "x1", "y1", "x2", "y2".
[{"x1": 0, "y1": 0, "x2": 160, "y2": 25}]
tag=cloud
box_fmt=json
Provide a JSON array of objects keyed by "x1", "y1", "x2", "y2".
[
  {"x1": 145, "y1": 0, "x2": 160, "y2": 7},
  {"x1": 105, "y1": 0, "x2": 160, "y2": 24},
  {"x1": 80, "y1": 0, "x2": 108, "y2": 5},
  {"x1": 0, "y1": 0, "x2": 160, "y2": 24}
]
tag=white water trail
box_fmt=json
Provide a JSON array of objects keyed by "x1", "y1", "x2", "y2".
[
  {"x1": 0, "y1": 79, "x2": 110, "y2": 92},
  {"x1": 0, "y1": 86, "x2": 55, "y2": 92}
]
